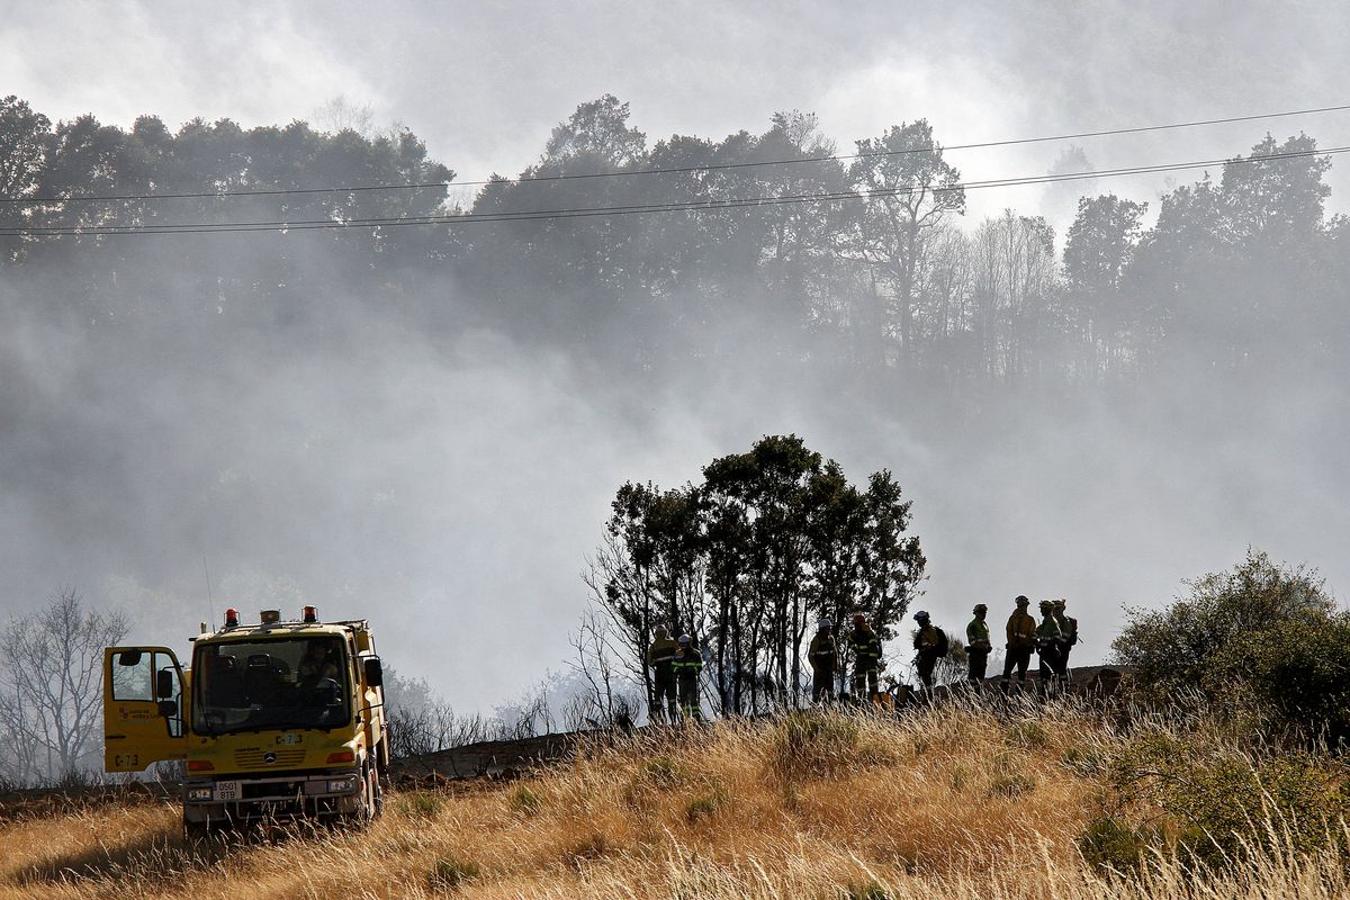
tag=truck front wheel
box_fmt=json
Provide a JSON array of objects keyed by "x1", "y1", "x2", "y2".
[{"x1": 367, "y1": 761, "x2": 383, "y2": 819}]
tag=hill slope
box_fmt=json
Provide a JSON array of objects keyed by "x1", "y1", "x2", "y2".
[{"x1": 1, "y1": 699, "x2": 1346, "y2": 898}]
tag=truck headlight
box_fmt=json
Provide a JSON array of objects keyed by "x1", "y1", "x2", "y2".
[
  {"x1": 327, "y1": 776, "x2": 359, "y2": 793},
  {"x1": 187, "y1": 787, "x2": 213, "y2": 802}
]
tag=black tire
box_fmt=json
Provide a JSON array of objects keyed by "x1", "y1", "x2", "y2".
[
  {"x1": 370, "y1": 762, "x2": 384, "y2": 818},
  {"x1": 358, "y1": 761, "x2": 379, "y2": 823}
]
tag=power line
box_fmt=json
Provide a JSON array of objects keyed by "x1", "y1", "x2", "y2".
[
  {"x1": 3, "y1": 144, "x2": 1344, "y2": 238},
  {"x1": 2, "y1": 102, "x2": 1348, "y2": 206}
]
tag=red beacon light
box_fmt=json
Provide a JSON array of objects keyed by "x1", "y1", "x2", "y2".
[
  {"x1": 302, "y1": 605, "x2": 318, "y2": 624},
  {"x1": 224, "y1": 607, "x2": 239, "y2": 628}
]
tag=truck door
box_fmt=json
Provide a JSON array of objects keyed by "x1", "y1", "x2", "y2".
[{"x1": 103, "y1": 646, "x2": 187, "y2": 773}]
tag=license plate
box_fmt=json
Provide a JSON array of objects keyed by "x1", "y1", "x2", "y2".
[{"x1": 214, "y1": 780, "x2": 241, "y2": 801}]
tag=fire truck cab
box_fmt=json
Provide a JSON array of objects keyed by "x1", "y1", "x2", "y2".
[{"x1": 103, "y1": 606, "x2": 389, "y2": 835}]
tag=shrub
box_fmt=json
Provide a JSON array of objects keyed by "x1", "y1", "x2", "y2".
[
  {"x1": 685, "y1": 785, "x2": 729, "y2": 824},
  {"x1": 1210, "y1": 615, "x2": 1350, "y2": 746},
  {"x1": 402, "y1": 791, "x2": 443, "y2": 819},
  {"x1": 507, "y1": 784, "x2": 543, "y2": 815},
  {"x1": 1110, "y1": 730, "x2": 1350, "y2": 865},
  {"x1": 427, "y1": 855, "x2": 480, "y2": 893},
  {"x1": 1112, "y1": 550, "x2": 1332, "y2": 704},
  {"x1": 1077, "y1": 816, "x2": 1156, "y2": 872}
]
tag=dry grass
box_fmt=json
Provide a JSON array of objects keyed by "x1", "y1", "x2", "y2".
[{"x1": 1, "y1": 698, "x2": 1347, "y2": 898}]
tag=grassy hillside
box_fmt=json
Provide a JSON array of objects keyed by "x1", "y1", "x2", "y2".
[{"x1": 3, "y1": 697, "x2": 1348, "y2": 898}]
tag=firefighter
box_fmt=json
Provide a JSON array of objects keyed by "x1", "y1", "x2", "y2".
[
  {"x1": 912, "y1": 610, "x2": 943, "y2": 691},
  {"x1": 849, "y1": 614, "x2": 883, "y2": 702},
  {"x1": 1053, "y1": 599, "x2": 1078, "y2": 683},
  {"x1": 966, "y1": 603, "x2": 992, "y2": 683},
  {"x1": 1036, "y1": 600, "x2": 1063, "y2": 686},
  {"x1": 646, "y1": 624, "x2": 679, "y2": 724},
  {"x1": 1002, "y1": 595, "x2": 1037, "y2": 685},
  {"x1": 807, "y1": 618, "x2": 838, "y2": 704},
  {"x1": 298, "y1": 640, "x2": 338, "y2": 687},
  {"x1": 673, "y1": 634, "x2": 704, "y2": 722}
]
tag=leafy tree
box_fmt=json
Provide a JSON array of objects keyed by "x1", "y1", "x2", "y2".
[
  {"x1": 1064, "y1": 194, "x2": 1148, "y2": 368},
  {"x1": 847, "y1": 120, "x2": 965, "y2": 361},
  {"x1": 589, "y1": 436, "x2": 924, "y2": 717},
  {"x1": 0, "y1": 95, "x2": 51, "y2": 263},
  {"x1": 544, "y1": 94, "x2": 646, "y2": 168}
]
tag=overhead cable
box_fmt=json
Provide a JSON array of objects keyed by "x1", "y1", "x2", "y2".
[
  {"x1": 2, "y1": 144, "x2": 1345, "y2": 238},
  {"x1": 1, "y1": 102, "x2": 1348, "y2": 206}
]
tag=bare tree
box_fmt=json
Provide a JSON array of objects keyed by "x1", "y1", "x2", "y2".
[
  {"x1": 313, "y1": 95, "x2": 376, "y2": 136},
  {"x1": 0, "y1": 590, "x2": 127, "y2": 783},
  {"x1": 565, "y1": 608, "x2": 639, "y2": 729}
]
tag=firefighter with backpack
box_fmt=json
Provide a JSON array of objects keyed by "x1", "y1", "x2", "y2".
[{"x1": 912, "y1": 610, "x2": 949, "y2": 691}]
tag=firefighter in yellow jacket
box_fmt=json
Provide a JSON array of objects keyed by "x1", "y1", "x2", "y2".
[
  {"x1": 646, "y1": 625, "x2": 679, "y2": 723},
  {"x1": 673, "y1": 634, "x2": 704, "y2": 722},
  {"x1": 808, "y1": 619, "x2": 838, "y2": 703},
  {"x1": 966, "y1": 603, "x2": 992, "y2": 683},
  {"x1": 1002, "y1": 595, "x2": 1037, "y2": 685},
  {"x1": 849, "y1": 614, "x2": 883, "y2": 702}
]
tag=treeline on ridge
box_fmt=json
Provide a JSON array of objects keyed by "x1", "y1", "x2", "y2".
[{"x1": 2, "y1": 93, "x2": 1347, "y2": 390}]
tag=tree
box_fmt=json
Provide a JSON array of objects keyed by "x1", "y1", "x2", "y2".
[
  {"x1": 588, "y1": 436, "x2": 925, "y2": 717},
  {"x1": 0, "y1": 95, "x2": 51, "y2": 263},
  {"x1": 968, "y1": 211, "x2": 1060, "y2": 381},
  {"x1": 1064, "y1": 194, "x2": 1147, "y2": 370},
  {"x1": 0, "y1": 590, "x2": 127, "y2": 783},
  {"x1": 847, "y1": 120, "x2": 966, "y2": 362},
  {"x1": 543, "y1": 94, "x2": 646, "y2": 168}
]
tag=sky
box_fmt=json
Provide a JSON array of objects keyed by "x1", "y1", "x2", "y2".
[{"x1": 3, "y1": 1, "x2": 1349, "y2": 712}]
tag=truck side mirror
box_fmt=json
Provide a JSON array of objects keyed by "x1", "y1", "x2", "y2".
[
  {"x1": 363, "y1": 657, "x2": 383, "y2": 688},
  {"x1": 156, "y1": 668, "x2": 175, "y2": 700},
  {"x1": 157, "y1": 699, "x2": 178, "y2": 718}
]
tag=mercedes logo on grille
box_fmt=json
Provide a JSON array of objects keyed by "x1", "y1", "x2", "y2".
[{"x1": 263, "y1": 751, "x2": 277, "y2": 764}]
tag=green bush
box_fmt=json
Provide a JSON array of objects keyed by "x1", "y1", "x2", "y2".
[
  {"x1": 1077, "y1": 816, "x2": 1156, "y2": 872},
  {"x1": 685, "y1": 785, "x2": 729, "y2": 824},
  {"x1": 1210, "y1": 615, "x2": 1350, "y2": 746},
  {"x1": 1110, "y1": 731, "x2": 1350, "y2": 865},
  {"x1": 427, "y1": 855, "x2": 480, "y2": 893},
  {"x1": 1113, "y1": 550, "x2": 1350, "y2": 745},
  {"x1": 1112, "y1": 550, "x2": 1332, "y2": 704},
  {"x1": 507, "y1": 784, "x2": 543, "y2": 815},
  {"x1": 402, "y1": 791, "x2": 443, "y2": 819}
]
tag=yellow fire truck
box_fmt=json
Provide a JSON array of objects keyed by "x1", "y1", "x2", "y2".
[{"x1": 103, "y1": 606, "x2": 389, "y2": 836}]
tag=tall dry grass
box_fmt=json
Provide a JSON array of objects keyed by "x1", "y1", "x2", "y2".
[{"x1": 1, "y1": 696, "x2": 1346, "y2": 898}]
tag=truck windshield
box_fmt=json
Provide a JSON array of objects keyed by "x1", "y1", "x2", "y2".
[{"x1": 191, "y1": 636, "x2": 350, "y2": 735}]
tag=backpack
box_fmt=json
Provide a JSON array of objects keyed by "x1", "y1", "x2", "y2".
[{"x1": 934, "y1": 628, "x2": 949, "y2": 658}]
